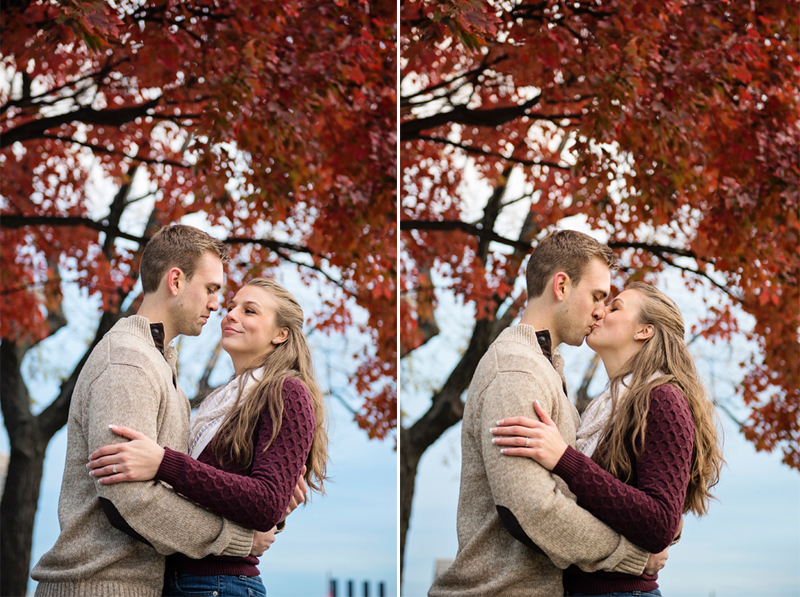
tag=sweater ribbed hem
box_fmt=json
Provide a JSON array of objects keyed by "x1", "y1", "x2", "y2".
[
  {"x1": 167, "y1": 554, "x2": 260, "y2": 577},
  {"x1": 223, "y1": 527, "x2": 255, "y2": 558},
  {"x1": 611, "y1": 545, "x2": 649, "y2": 577},
  {"x1": 553, "y1": 445, "x2": 585, "y2": 481},
  {"x1": 565, "y1": 569, "x2": 658, "y2": 594},
  {"x1": 156, "y1": 446, "x2": 186, "y2": 486},
  {"x1": 34, "y1": 580, "x2": 161, "y2": 597}
]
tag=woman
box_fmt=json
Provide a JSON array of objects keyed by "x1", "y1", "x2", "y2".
[
  {"x1": 491, "y1": 282, "x2": 723, "y2": 596},
  {"x1": 87, "y1": 278, "x2": 329, "y2": 597}
]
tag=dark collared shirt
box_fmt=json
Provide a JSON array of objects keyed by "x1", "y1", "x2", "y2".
[
  {"x1": 535, "y1": 329, "x2": 553, "y2": 363},
  {"x1": 149, "y1": 322, "x2": 166, "y2": 355}
]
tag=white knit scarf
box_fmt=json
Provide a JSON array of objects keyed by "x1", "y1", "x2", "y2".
[
  {"x1": 577, "y1": 373, "x2": 663, "y2": 458},
  {"x1": 187, "y1": 368, "x2": 263, "y2": 460}
]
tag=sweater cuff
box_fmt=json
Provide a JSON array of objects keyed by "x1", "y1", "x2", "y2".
[
  {"x1": 552, "y1": 445, "x2": 586, "y2": 481},
  {"x1": 224, "y1": 523, "x2": 256, "y2": 558},
  {"x1": 155, "y1": 446, "x2": 186, "y2": 486},
  {"x1": 614, "y1": 541, "x2": 650, "y2": 576}
]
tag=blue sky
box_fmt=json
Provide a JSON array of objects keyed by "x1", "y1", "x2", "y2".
[
  {"x1": 400, "y1": 267, "x2": 800, "y2": 597},
  {"x1": 2, "y1": 270, "x2": 397, "y2": 597}
]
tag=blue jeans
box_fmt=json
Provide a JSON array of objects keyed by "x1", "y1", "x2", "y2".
[
  {"x1": 163, "y1": 572, "x2": 267, "y2": 597},
  {"x1": 569, "y1": 589, "x2": 661, "y2": 597}
]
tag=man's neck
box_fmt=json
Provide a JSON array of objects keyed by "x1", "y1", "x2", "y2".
[
  {"x1": 137, "y1": 295, "x2": 176, "y2": 346},
  {"x1": 518, "y1": 298, "x2": 561, "y2": 347}
]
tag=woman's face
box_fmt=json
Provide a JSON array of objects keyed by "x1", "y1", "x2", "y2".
[
  {"x1": 586, "y1": 288, "x2": 646, "y2": 354},
  {"x1": 220, "y1": 285, "x2": 288, "y2": 366}
]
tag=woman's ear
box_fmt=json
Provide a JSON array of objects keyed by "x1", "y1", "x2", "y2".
[
  {"x1": 636, "y1": 324, "x2": 655, "y2": 340},
  {"x1": 272, "y1": 328, "x2": 290, "y2": 345}
]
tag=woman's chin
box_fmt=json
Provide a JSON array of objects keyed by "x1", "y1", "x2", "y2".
[{"x1": 586, "y1": 335, "x2": 599, "y2": 351}]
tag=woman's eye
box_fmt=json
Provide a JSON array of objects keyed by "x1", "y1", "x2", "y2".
[{"x1": 245, "y1": 309, "x2": 255, "y2": 315}]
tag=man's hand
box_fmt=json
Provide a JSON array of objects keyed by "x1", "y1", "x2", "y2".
[
  {"x1": 284, "y1": 466, "x2": 308, "y2": 519},
  {"x1": 249, "y1": 526, "x2": 277, "y2": 557},
  {"x1": 644, "y1": 546, "x2": 669, "y2": 576}
]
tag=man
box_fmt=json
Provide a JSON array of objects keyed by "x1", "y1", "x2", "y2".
[
  {"x1": 32, "y1": 225, "x2": 272, "y2": 597},
  {"x1": 429, "y1": 230, "x2": 659, "y2": 597}
]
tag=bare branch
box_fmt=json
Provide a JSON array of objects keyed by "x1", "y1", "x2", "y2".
[
  {"x1": 39, "y1": 134, "x2": 191, "y2": 169},
  {"x1": 401, "y1": 95, "x2": 541, "y2": 140},
  {"x1": 414, "y1": 135, "x2": 571, "y2": 170},
  {"x1": 401, "y1": 219, "x2": 531, "y2": 251},
  {"x1": 1, "y1": 98, "x2": 160, "y2": 148},
  {"x1": 189, "y1": 340, "x2": 224, "y2": 409}
]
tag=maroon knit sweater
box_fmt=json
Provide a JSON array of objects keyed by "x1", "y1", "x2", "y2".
[
  {"x1": 552, "y1": 383, "x2": 695, "y2": 594},
  {"x1": 155, "y1": 376, "x2": 315, "y2": 577}
]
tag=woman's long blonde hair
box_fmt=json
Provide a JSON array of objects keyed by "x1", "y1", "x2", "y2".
[
  {"x1": 211, "y1": 278, "x2": 328, "y2": 494},
  {"x1": 594, "y1": 282, "x2": 723, "y2": 516}
]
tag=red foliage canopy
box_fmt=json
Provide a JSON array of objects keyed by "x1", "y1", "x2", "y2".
[
  {"x1": 401, "y1": 0, "x2": 798, "y2": 466},
  {"x1": 1, "y1": 0, "x2": 397, "y2": 438}
]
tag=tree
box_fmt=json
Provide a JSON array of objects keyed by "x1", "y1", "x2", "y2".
[
  {"x1": 399, "y1": 0, "x2": 798, "y2": 582},
  {"x1": 0, "y1": 1, "x2": 396, "y2": 594}
]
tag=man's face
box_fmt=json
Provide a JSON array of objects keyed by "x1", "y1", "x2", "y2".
[
  {"x1": 553, "y1": 258, "x2": 610, "y2": 347},
  {"x1": 171, "y1": 252, "x2": 224, "y2": 337}
]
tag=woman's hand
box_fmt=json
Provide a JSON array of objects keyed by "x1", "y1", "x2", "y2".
[
  {"x1": 87, "y1": 425, "x2": 165, "y2": 484},
  {"x1": 490, "y1": 400, "x2": 568, "y2": 470}
]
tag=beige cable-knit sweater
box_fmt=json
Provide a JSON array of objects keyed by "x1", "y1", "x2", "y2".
[
  {"x1": 31, "y1": 316, "x2": 254, "y2": 597},
  {"x1": 428, "y1": 324, "x2": 649, "y2": 597}
]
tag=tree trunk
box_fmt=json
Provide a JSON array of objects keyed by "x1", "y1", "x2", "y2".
[
  {"x1": 0, "y1": 425, "x2": 49, "y2": 597},
  {"x1": 398, "y1": 174, "x2": 539, "y2": 587},
  {"x1": 399, "y1": 316, "x2": 508, "y2": 589},
  {"x1": 399, "y1": 426, "x2": 421, "y2": 585},
  {"x1": 0, "y1": 305, "x2": 128, "y2": 595}
]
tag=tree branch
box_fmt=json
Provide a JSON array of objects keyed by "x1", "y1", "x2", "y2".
[
  {"x1": 401, "y1": 220, "x2": 740, "y2": 300},
  {"x1": 401, "y1": 95, "x2": 541, "y2": 140},
  {"x1": 1, "y1": 98, "x2": 160, "y2": 148},
  {"x1": 414, "y1": 135, "x2": 571, "y2": 169},
  {"x1": 189, "y1": 340, "x2": 224, "y2": 409},
  {"x1": 39, "y1": 135, "x2": 190, "y2": 168},
  {"x1": 0, "y1": 215, "x2": 142, "y2": 243},
  {"x1": 224, "y1": 236, "x2": 314, "y2": 256},
  {"x1": 0, "y1": 217, "x2": 318, "y2": 262},
  {"x1": 401, "y1": 219, "x2": 531, "y2": 251}
]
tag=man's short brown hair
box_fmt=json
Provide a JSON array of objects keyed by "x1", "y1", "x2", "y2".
[
  {"x1": 139, "y1": 225, "x2": 230, "y2": 294},
  {"x1": 526, "y1": 230, "x2": 617, "y2": 299}
]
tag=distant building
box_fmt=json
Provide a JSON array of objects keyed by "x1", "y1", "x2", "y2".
[
  {"x1": 433, "y1": 558, "x2": 454, "y2": 581},
  {"x1": 0, "y1": 452, "x2": 8, "y2": 495}
]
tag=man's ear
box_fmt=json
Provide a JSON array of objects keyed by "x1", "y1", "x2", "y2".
[
  {"x1": 552, "y1": 272, "x2": 569, "y2": 302},
  {"x1": 166, "y1": 267, "x2": 183, "y2": 297}
]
